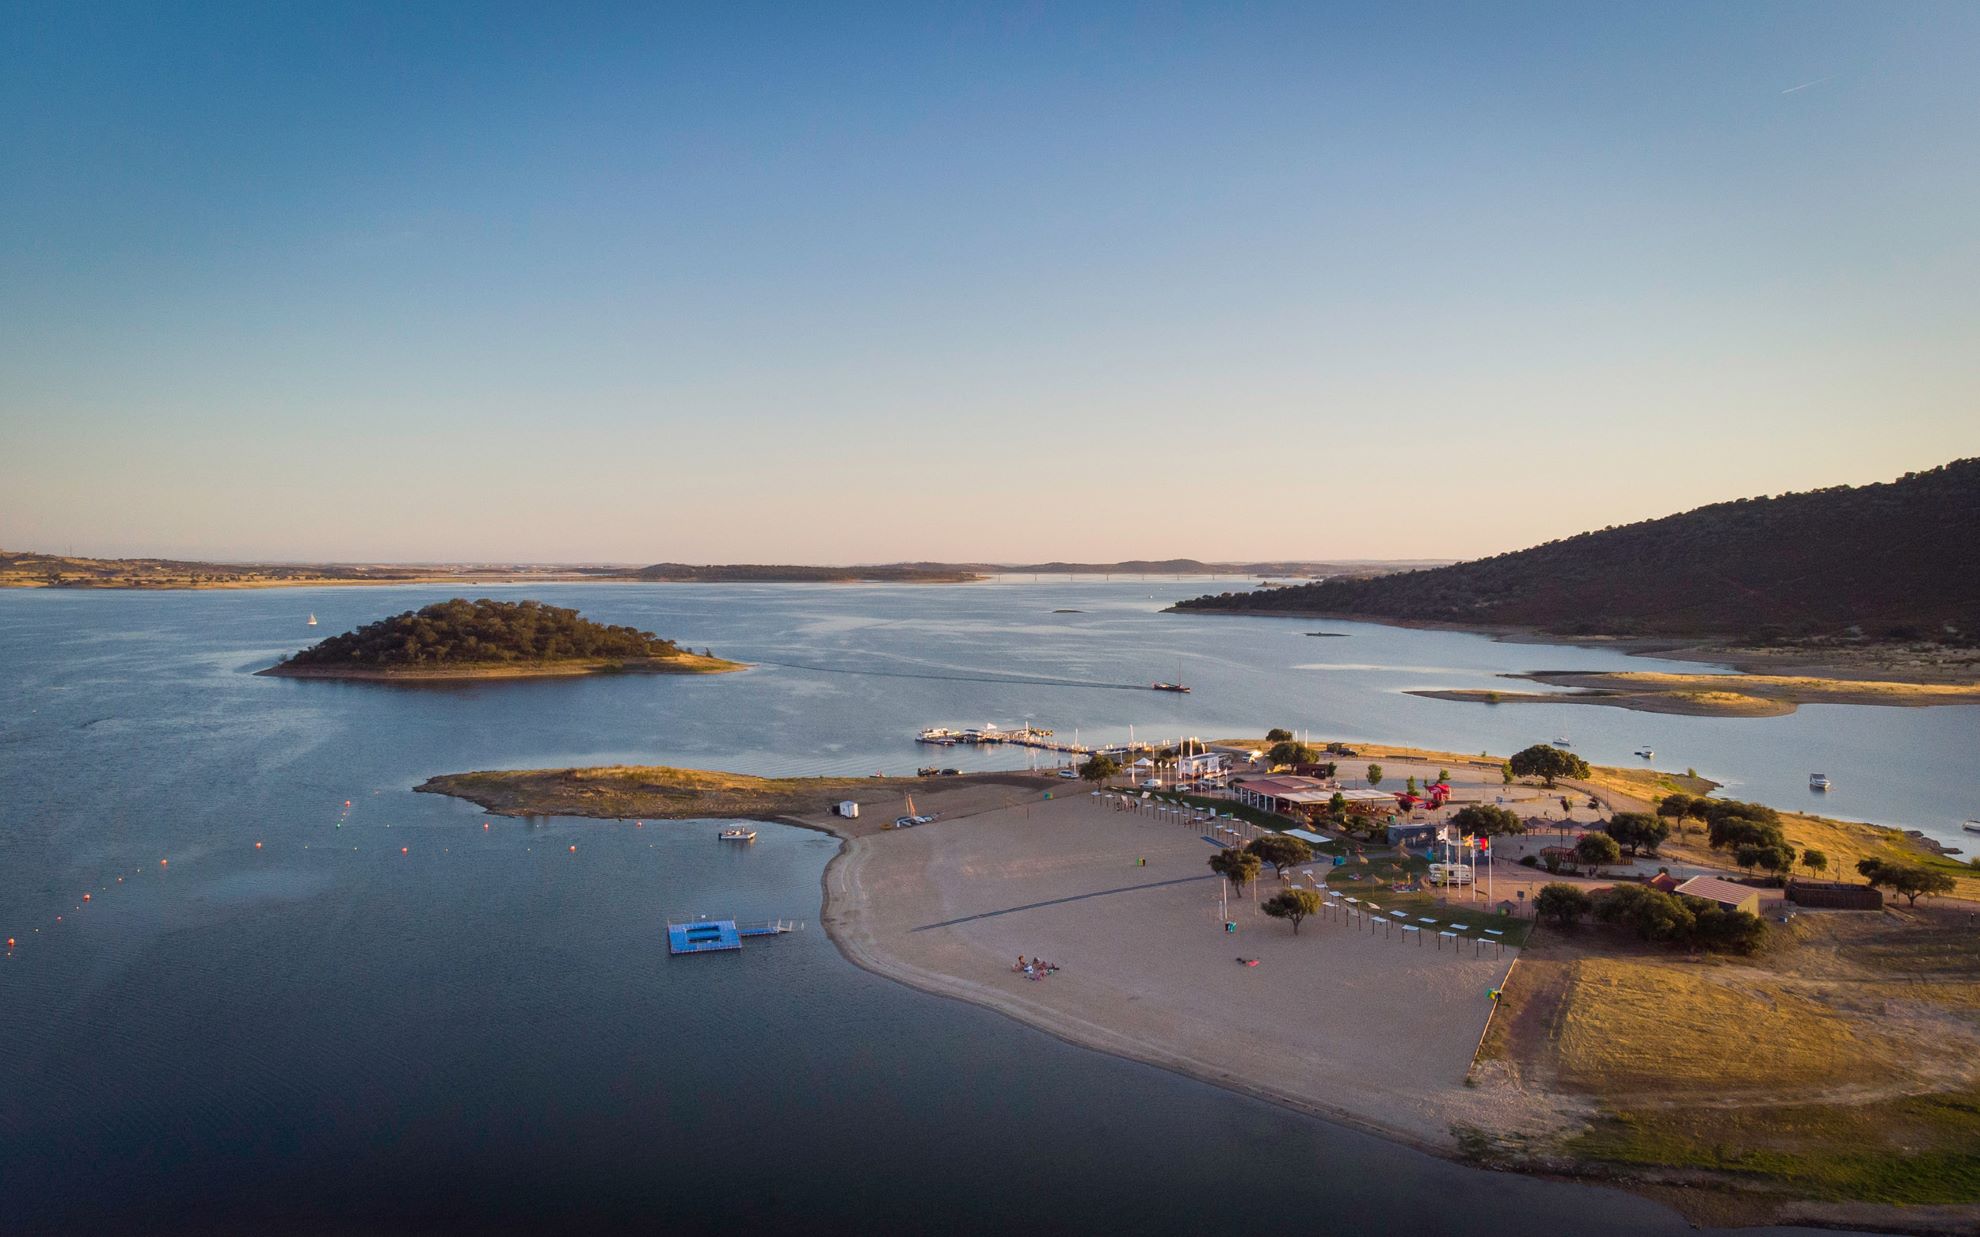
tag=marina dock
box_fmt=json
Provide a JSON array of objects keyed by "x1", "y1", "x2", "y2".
[
  {"x1": 916, "y1": 724, "x2": 1158, "y2": 758},
  {"x1": 666, "y1": 917, "x2": 805, "y2": 955}
]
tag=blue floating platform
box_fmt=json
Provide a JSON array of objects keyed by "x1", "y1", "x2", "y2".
[
  {"x1": 668, "y1": 919, "x2": 742, "y2": 954},
  {"x1": 667, "y1": 917, "x2": 803, "y2": 955}
]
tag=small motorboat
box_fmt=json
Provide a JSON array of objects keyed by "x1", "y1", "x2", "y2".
[
  {"x1": 1151, "y1": 682, "x2": 1191, "y2": 693},
  {"x1": 1960, "y1": 819, "x2": 1980, "y2": 836},
  {"x1": 718, "y1": 827, "x2": 757, "y2": 842},
  {"x1": 1634, "y1": 747, "x2": 1654, "y2": 759},
  {"x1": 1553, "y1": 738, "x2": 1572, "y2": 748},
  {"x1": 1809, "y1": 774, "x2": 1832, "y2": 791}
]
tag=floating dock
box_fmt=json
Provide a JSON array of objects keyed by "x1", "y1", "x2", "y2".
[{"x1": 666, "y1": 917, "x2": 804, "y2": 956}]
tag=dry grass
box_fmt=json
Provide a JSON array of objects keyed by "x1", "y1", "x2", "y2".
[
  {"x1": 1480, "y1": 908, "x2": 1980, "y2": 1211},
  {"x1": 1521, "y1": 670, "x2": 1980, "y2": 713},
  {"x1": 1554, "y1": 956, "x2": 1905, "y2": 1096}
]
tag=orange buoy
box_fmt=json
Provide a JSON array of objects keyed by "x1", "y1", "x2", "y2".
[
  {"x1": 82, "y1": 893, "x2": 90, "y2": 902},
  {"x1": 159, "y1": 859, "x2": 168, "y2": 867},
  {"x1": 255, "y1": 841, "x2": 263, "y2": 849},
  {"x1": 344, "y1": 800, "x2": 352, "y2": 806},
  {"x1": 568, "y1": 845, "x2": 577, "y2": 853},
  {"x1": 483, "y1": 822, "x2": 490, "y2": 830},
  {"x1": 401, "y1": 847, "x2": 409, "y2": 854},
  {"x1": 6, "y1": 938, "x2": 13, "y2": 949}
]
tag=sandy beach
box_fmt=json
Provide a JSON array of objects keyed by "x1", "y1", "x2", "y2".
[{"x1": 812, "y1": 785, "x2": 1532, "y2": 1149}]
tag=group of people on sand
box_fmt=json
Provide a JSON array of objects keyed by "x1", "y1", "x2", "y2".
[{"x1": 1012, "y1": 955, "x2": 1060, "y2": 980}]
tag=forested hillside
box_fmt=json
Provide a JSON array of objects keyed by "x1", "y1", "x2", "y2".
[{"x1": 1174, "y1": 460, "x2": 1980, "y2": 643}]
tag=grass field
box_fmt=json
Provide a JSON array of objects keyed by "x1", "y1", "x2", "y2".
[{"x1": 1477, "y1": 907, "x2": 1980, "y2": 1212}]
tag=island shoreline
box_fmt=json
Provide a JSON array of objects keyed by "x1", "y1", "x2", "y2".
[{"x1": 258, "y1": 653, "x2": 745, "y2": 681}]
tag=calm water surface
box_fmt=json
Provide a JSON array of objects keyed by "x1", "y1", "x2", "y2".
[{"x1": 2, "y1": 581, "x2": 1945, "y2": 1235}]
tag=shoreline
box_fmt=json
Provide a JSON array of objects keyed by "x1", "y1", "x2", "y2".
[
  {"x1": 259, "y1": 653, "x2": 745, "y2": 681},
  {"x1": 417, "y1": 763, "x2": 1977, "y2": 1229},
  {"x1": 1408, "y1": 671, "x2": 1980, "y2": 717},
  {"x1": 1169, "y1": 607, "x2": 1980, "y2": 689}
]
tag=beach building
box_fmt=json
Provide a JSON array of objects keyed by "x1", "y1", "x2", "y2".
[
  {"x1": 1230, "y1": 775, "x2": 1334, "y2": 817},
  {"x1": 1673, "y1": 875, "x2": 1762, "y2": 916},
  {"x1": 1175, "y1": 750, "x2": 1232, "y2": 786},
  {"x1": 1231, "y1": 777, "x2": 1391, "y2": 821}
]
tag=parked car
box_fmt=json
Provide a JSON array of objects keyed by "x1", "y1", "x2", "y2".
[
  {"x1": 1139, "y1": 778, "x2": 1162, "y2": 789},
  {"x1": 1057, "y1": 769, "x2": 1080, "y2": 779}
]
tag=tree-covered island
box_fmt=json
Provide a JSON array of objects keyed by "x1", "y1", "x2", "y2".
[{"x1": 259, "y1": 598, "x2": 743, "y2": 680}]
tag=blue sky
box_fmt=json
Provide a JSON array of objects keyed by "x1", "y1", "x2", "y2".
[{"x1": 3, "y1": 2, "x2": 1976, "y2": 562}]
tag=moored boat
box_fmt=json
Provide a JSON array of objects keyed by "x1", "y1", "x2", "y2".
[
  {"x1": 1809, "y1": 773, "x2": 1832, "y2": 791},
  {"x1": 1962, "y1": 820, "x2": 1980, "y2": 836},
  {"x1": 718, "y1": 826, "x2": 757, "y2": 842}
]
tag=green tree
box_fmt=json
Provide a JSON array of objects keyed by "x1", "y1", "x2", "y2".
[
  {"x1": 1604, "y1": 812, "x2": 1671, "y2": 858},
  {"x1": 1264, "y1": 728, "x2": 1294, "y2": 742},
  {"x1": 1690, "y1": 906, "x2": 1767, "y2": 954},
  {"x1": 1435, "y1": 768, "x2": 1451, "y2": 784},
  {"x1": 1574, "y1": 832, "x2": 1623, "y2": 869},
  {"x1": 1246, "y1": 834, "x2": 1314, "y2": 879},
  {"x1": 1656, "y1": 792, "x2": 1697, "y2": 837},
  {"x1": 1077, "y1": 753, "x2": 1121, "y2": 787},
  {"x1": 1801, "y1": 848, "x2": 1829, "y2": 878},
  {"x1": 1327, "y1": 791, "x2": 1348, "y2": 820},
  {"x1": 1261, "y1": 888, "x2": 1323, "y2": 934},
  {"x1": 1266, "y1": 740, "x2": 1318, "y2": 768},
  {"x1": 1592, "y1": 884, "x2": 1696, "y2": 942},
  {"x1": 1365, "y1": 763, "x2": 1384, "y2": 788},
  {"x1": 1209, "y1": 847, "x2": 1261, "y2": 896},
  {"x1": 1500, "y1": 761, "x2": 1514, "y2": 786},
  {"x1": 1534, "y1": 882, "x2": 1593, "y2": 928},
  {"x1": 1405, "y1": 775, "x2": 1418, "y2": 795},
  {"x1": 1856, "y1": 858, "x2": 1957, "y2": 907},
  {"x1": 1449, "y1": 804, "x2": 1525, "y2": 837},
  {"x1": 1508, "y1": 744, "x2": 1591, "y2": 787}
]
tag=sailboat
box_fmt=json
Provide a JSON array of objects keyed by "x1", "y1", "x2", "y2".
[
  {"x1": 1151, "y1": 657, "x2": 1191, "y2": 693},
  {"x1": 306, "y1": 613, "x2": 318, "y2": 627},
  {"x1": 895, "y1": 793, "x2": 932, "y2": 828}
]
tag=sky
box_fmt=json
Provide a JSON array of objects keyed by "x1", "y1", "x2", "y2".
[{"x1": 2, "y1": 2, "x2": 1977, "y2": 564}]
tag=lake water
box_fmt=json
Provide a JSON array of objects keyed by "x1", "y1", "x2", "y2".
[{"x1": 2, "y1": 579, "x2": 1948, "y2": 1234}]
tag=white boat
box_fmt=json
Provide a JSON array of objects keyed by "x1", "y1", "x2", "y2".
[
  {"x1": 1634, "y1": 747, "x2": 1654, "y2": 759},
  {"x1": 1553, "y1": 738, "x2": 1572, "y2": 748},
  {"x1": 306, "y1": 613, "x2": 317, "y2": 627},
  {"x1": 1809, "y1": 773, "x2": 1832, "y2": 791},
  {"x1": 718, "y1": 826, "x2": 756, "y2": 842},
  {"x1": 1962, "y1": 820, "x2": 1980, "y2": 836}
]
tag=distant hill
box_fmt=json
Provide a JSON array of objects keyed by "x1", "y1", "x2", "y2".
[
  {"x1": 940, "y1": 559, "x2": 1445, "y2": 577},
  {"x1": 611, "y1": 563, "x2": 979, "y2": 583},
  {"x1": 1173, "y1": 460, "x2": 1980, "y2": 644},
  {"x1": 0, "y1": 550, "x2": 432, "y2": 588},
  {"x1": 2, "y1": 552, "x2": 1430, "y2": 590}
]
